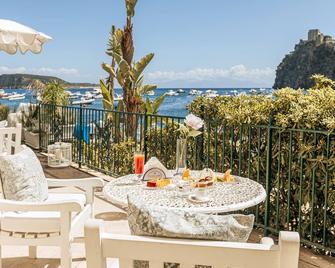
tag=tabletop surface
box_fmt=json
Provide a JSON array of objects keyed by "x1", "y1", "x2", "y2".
[{"x1": 103, "y1": 172, "x2": 266, "y2": 213}]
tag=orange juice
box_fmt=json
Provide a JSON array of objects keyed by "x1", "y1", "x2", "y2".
[{"x1": 134, "y1": 153, "x2": 145, "y2": 175}]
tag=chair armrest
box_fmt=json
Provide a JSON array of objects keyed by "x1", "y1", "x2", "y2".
[
  {"x1": 47, "y1": 177, "x2": 104, "y2": 205},
  {"x1": 46, "y1": 177, "x2": 104, "y2": 188},
  {"x1": 0, "y1": 198, "x2": 83, "y2": 212}
]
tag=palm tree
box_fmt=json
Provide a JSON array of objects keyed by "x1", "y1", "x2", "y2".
[{"x1": 101, "y1": 0, "x2": 160, "y2": 137}]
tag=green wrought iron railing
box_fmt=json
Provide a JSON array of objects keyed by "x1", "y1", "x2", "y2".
[{"x1": 38, "y1": 103, "x2": 335, "y2": 254}]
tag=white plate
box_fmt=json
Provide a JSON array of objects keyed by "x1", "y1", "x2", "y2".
[{"x1": 187, "y1": 194, "x2": 210, "y2": 204}]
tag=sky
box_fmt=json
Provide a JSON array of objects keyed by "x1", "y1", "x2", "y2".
[{"x1": 1, "y1": 0, "x2": 335, "y2": 88}]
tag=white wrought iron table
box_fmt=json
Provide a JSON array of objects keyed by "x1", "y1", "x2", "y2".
[{"x1": 103, "y1": 172, "x2": 266, "y2": 214}]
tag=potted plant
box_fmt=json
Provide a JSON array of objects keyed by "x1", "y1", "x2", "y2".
[{"x1": 22, "y1": 104, "x2": 40, "y2": 149}]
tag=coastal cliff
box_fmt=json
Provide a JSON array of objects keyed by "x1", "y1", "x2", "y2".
[
  {"x1": 0, "y1": 74, "x2": 97, "y2": 88},
  {"x1": 273, "y1": 29, "x2": 335, "y2": 89}
]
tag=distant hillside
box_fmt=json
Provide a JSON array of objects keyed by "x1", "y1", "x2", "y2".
[
  {"x1": 274, "y1": 29, "x2": 335, "y2": 89},
  {"x1": 0, "y1": 74, "x2": 98, "y2": 88}
]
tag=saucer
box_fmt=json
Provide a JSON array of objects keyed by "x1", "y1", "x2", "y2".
[{"x1": 187, "y1": 194, "x2": 210, "y2": 204}]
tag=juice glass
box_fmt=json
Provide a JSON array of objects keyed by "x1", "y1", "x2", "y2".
[{"x1": 134, "y1": 151, "x2": 145, "y2": 181}]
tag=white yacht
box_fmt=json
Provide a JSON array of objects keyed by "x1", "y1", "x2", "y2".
[
  {"x1": 147, "y1": 90, "x2": 155, "y2": 96},
  {"x1": 66, "y1": 91, "x2": 78, "y2": 99},
  {"x1": 176, "y1": 88, "x2": 185, "y2": 93},
  {"x1": 189, "y1": 89, "x2": 202, "y2": 95},
  {"x1": 94, "y1": 93, "x2": 103, "y2": 99},
  {"x1": 230, "y1": 89, "x2": 239, "y2": 96},
  {"x1": 92, "y1": 87, "x2": 101, "y2": 94},
  {"x1": 114, "y1": 94, "x2": 123, "y2": 101},
  {"x1": 8, "y1": 93, "x2": 26, "y2": 101},
  {"x1": 72, "y1": 97, "x2": 95, "y2": 105},
  {"x1": 166, "y1": 90, "x2": 179, "y2": 96},
  {"x1": 250, "y1": 89, "x2": 257, "y2": 94},
  {"x1": 203, "y1": 89, "x2": 219, "y2": 98}
]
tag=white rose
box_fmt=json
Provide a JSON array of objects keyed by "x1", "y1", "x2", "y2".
[{"x1": 185, "y1": 114, "x2": 204, "y2": 130}]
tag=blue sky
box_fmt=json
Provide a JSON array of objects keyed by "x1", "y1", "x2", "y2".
[{"x1": 1, "y1": 0, "x2": 335, "y2": 87}]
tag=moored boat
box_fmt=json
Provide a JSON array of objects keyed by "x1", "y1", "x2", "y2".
[
  {"x1": 166, "y1": 90, "x2": 179, "y2": 96},
  {"x1": 72, "y1": 97, "x2": 95, "y2": 105},
  {"x1": 189, "y1": 89, "x2": 202, "y2": 95},
  {"x1": 114, "y1": 94, "x2": 123, "y2": 101}
]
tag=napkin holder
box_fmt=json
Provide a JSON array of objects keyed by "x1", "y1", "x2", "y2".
[{"x1": 142, "y1": 157, "x2": 171, "y2": 181}]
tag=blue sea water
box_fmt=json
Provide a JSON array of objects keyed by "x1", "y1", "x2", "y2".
[{"x1": 0, "y1": 88, "x2": 272, "y2": 118}]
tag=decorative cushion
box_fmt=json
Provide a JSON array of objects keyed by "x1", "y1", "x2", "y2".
[
  {"x1": 0, "y1": 146, "x2": 48, "y2": 202},
  {"x1": 127, "y1": 196, "x2": 254, "y2": 242},
  {"x1": 0, "y1": 120, "x2": 7, "y2": 128}
]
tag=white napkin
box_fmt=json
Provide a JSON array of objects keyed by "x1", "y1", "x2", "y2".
[{"x1": 143, "y1": 157, "x2": 172, "y2": 178}]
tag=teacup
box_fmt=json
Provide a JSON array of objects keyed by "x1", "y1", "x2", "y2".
[{"x1": 195, "y1": 188, "x2": 207, "y2": 200}]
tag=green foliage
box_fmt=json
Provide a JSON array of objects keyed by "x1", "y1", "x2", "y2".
[
  {"x1": 143, "y1": 94, "x2": 166, "y2": 115},
  {"x1": 101, "y1": 0, "x2": 160, "y2": 117},
  {"x1": 0, "y1": 105, "x2": 9, "y2": 121},
  {"x1": 21, "y1": 104, "x2": 39, "y2": 132},
  {"x1": 41, "y1": 80, "x2": 69, "y2": 106},
  {"x1": 189, "y1": 75, "x2": 335, "y2": 131},
  {"x1": 187, "y1": 75, "x2": 335, "y2": 251},
  {"x1": 82, "y1": 139, "x2": 134, "y2": 176},
  {"x1": 188, "y1": 94, "x2": 273, "y2": 125}
]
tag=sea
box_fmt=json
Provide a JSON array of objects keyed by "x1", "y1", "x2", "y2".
[{"x1": 0, "y1": 88, "x2": 272, "y2": 118}]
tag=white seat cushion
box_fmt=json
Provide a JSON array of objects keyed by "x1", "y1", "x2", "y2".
[{"x1": 0, "y1": 193, "x2": 86, "y2": 233}]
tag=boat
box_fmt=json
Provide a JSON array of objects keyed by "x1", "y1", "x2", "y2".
[
  {"x1": 166, "y1": 90, "x2": 179, "y2": 96},
  {"x1": 203, "y1": 89, "x2": 219, "y2": 98},
  {"x1": 176, "y1": 89, "x2": 185, "y2": 93},
  {"x1": 0, "y1": 89, "x2": 10, "y2": 99},
  {"x1": 146, "y1": 90, "x2": 155, "y2": 96},
  {"x1": 189, "y1": 89, "x2": 202, "y2": 95},
  {"x1": 94, "y1": 94, "x2": 103, "y2": 99},
  {"x1": 92, "y1": 87, "x2": 101, "y2": 94},
  {"x1": 250, "y1": 89, "x2": 257, "y2": 94},
  {"x1": 230, "y1": 89, "x2": 239, "y2": 96},
  {"x1": 72, "y1": 97, "x2": 95, "y2": 105},
  {"x1": 66, "y1": 90, "x2": 79, "y2": 99},
  {"x1": 114, "y1": 94, "x2": 123, "y2": 101},
  {"x1": 8, "y1": 93, "x2": 26, "y2": 101}
]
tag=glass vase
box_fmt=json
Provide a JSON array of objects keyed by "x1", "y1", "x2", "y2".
[{"x1": 175, "y1": 138, "x2": 187, "y2": 175}]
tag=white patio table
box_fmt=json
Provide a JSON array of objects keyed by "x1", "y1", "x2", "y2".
[{"x1": 103, "y1": 171, "x2": 266, "y2": 214}]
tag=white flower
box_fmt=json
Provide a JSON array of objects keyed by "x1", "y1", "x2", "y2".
[{"x1": 185, "y1": 114, "x2": 204, "y2": 130}]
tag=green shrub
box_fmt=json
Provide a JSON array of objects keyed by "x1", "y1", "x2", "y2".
[
  {"x1": 0, "y1": 105, "x2": 9, "y2": 121},
  {"x1": 189, "y1": 75, "x2": 335, "y2": 131},
  {"x1": 187, "y1": 75, "x2": 335, "y2": 252}
]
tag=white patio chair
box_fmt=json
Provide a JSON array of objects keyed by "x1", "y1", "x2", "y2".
[
  {"x1": 84, "y1": 219, "x2": 300, "y2": 268},
  {"x1": 0, "y1": 123, "x2": 21, "y2": 154},
  {"x1": 0, "y1": 143, "x2": 104, "y2": 268}
]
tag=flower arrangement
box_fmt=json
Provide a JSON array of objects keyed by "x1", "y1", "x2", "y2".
[
  {"x1": 177, "y1": 114, "x2": 204, "y2": 139},
  {"x1": 175, "y1": 114, "x2": 204, "y2": 174}
]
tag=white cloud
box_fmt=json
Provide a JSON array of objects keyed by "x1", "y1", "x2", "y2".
[
  {"x1": 146, "y1": 65, "x2": 275, "y2": 85},
  {"x1": 0, "y1": 66, "x2": 79, "y2": 76}
]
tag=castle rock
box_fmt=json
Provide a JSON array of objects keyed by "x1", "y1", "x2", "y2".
[{"x1": 273, "y1": 29, "x2": 335, "y2": 89}]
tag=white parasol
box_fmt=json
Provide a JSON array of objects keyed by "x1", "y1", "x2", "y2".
[{"x1": 0, "y1": 19, "x2": 52, "y2": 55}]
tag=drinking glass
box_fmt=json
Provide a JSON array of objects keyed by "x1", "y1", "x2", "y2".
[{"x1": 134, "y1": 151, "x2": 145, "y2": 182}]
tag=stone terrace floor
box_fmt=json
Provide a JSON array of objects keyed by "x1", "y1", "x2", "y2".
[{"x1": 2, "y1": 152, "x2": 335, "y2": 268}]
